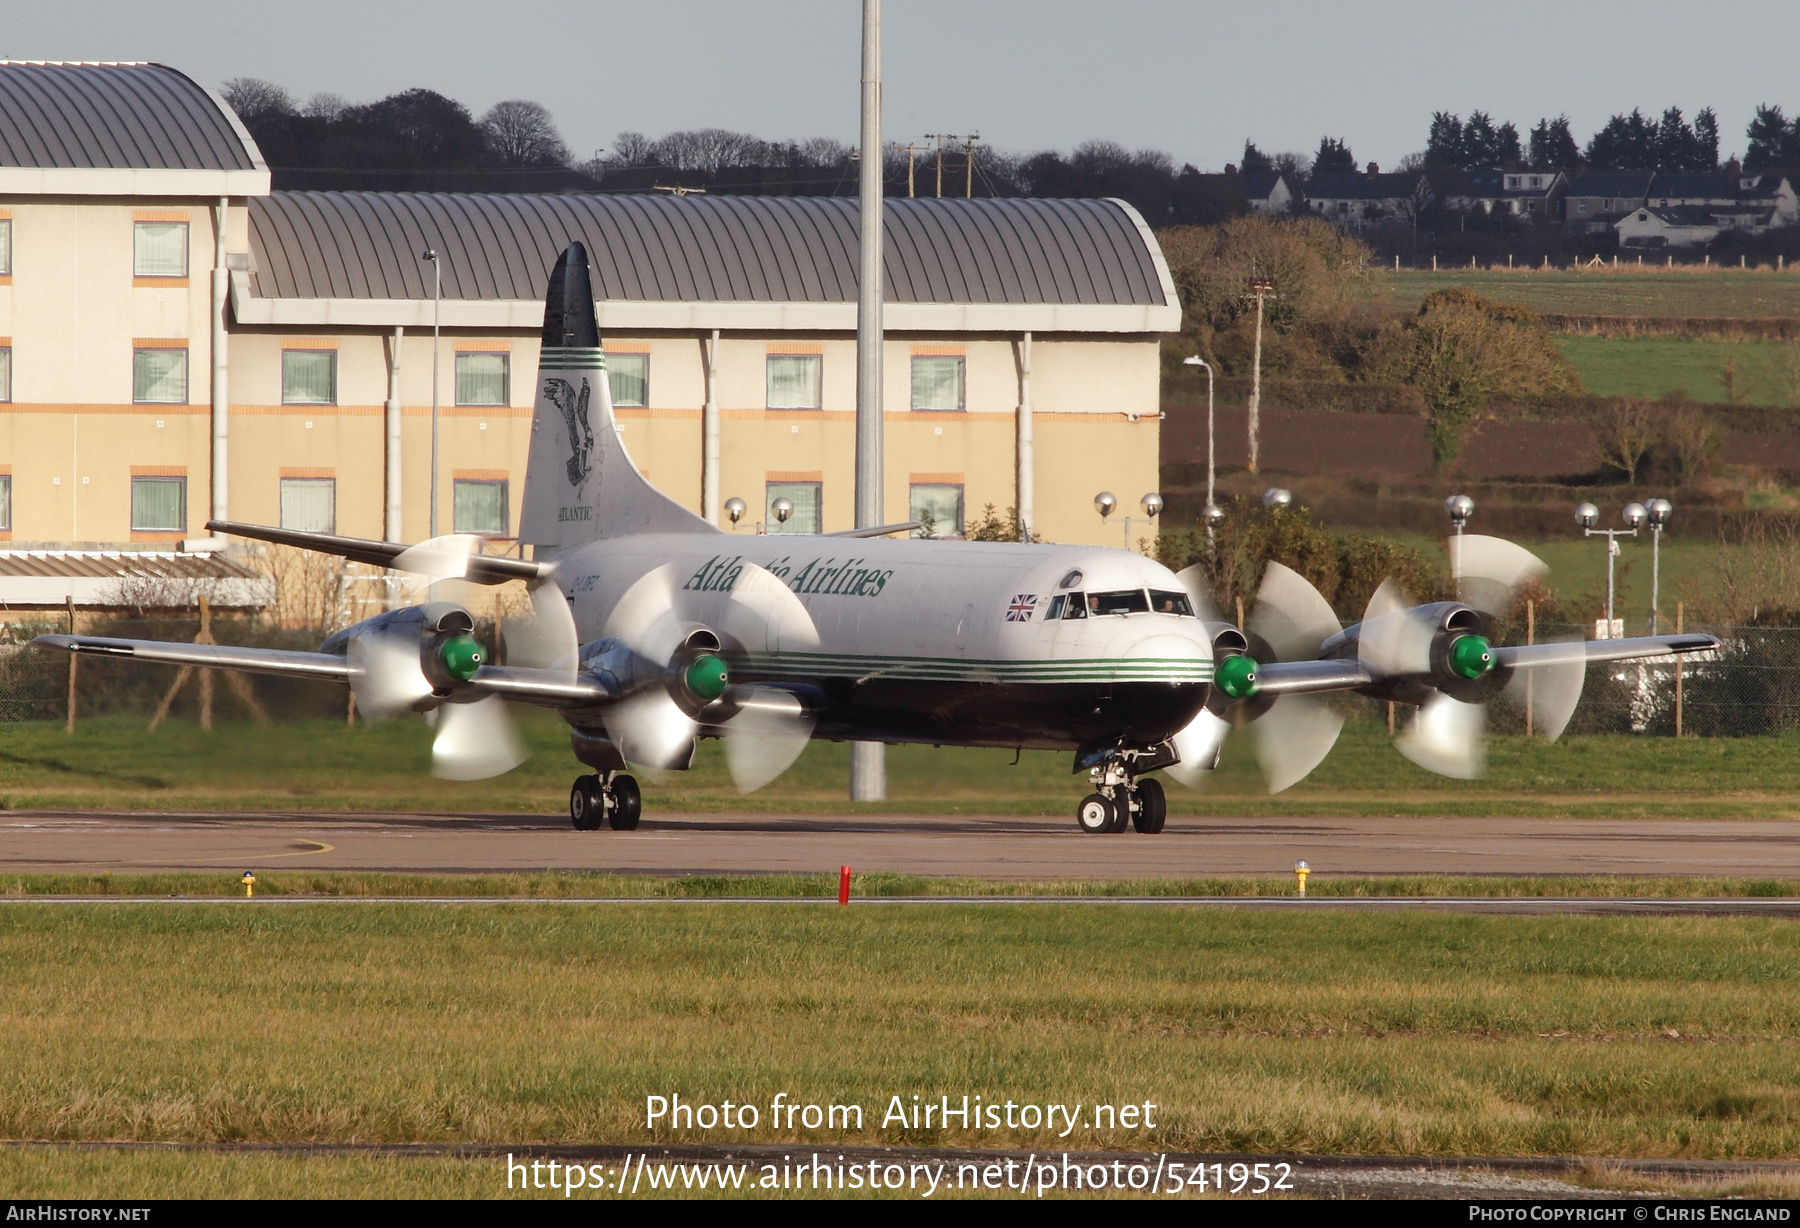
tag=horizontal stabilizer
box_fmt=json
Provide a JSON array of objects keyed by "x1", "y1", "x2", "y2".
[
  {"x1": 824, "y1": 521, "x2": 924, "y2": 539},
  {"x1": 207, "y1": 520, "x2": 547, "y2": 585}
]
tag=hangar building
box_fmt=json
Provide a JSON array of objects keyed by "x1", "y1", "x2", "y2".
[{"x1": 0, "y1": 60, "x2": 1179, "y2": 559}]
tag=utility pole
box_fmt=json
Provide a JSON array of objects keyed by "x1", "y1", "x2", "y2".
[
  {"x1": 851, "y1": 0, "x2": 887, "y2": 803},
  {"x1": 925, "y1": 133, "x2": 948, "y2": 197},
  {"x1": 963, "y1": 133, "x2": 979, "y2": 197},
  {"x1": 893, "y1": 141, "x2": 924, "y2": 197},
  {"x1": 1244, "y1": 275, "x2": 1273, "y2": 474}
]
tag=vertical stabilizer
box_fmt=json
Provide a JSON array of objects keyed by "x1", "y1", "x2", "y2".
[{"x1": 520, "y1": 243, "x2": 718, "y2": 550}]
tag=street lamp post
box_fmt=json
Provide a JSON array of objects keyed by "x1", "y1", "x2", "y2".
[
  {"x1": 420, "y1": 246, "x2": 442, "y2": 539},
  {"x1": 1577, "y1": 502, "x2": 1641, "y2": 637},
  {"x1": 1445, "y1": 494, "x2": 1474, "y2": 589},
  {"x1": 1203, "y1": 502, "x2": 1227, "y2": 553},
  {"x1": 1181, "y1": 355, "x2": 1216, "y2": 532},
  {"x1": 1645, "y1": 498, "x2": 1673, "y2": 633},
  {"x1": 1093, "y1": 491, "x2": 1117, "y2": 540},
  {"x1": 1117, "y1": 492, "x2": 1162, "y2": 552},
  {"x1": 1245, "y1": 276, "x2": 1274, "y2": 474},
  {"x1": 724, "y1": 497, "x2": 747, "y2": 529}
]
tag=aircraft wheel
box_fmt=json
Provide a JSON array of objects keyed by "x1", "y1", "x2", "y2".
[
  {"x1": 1107, "y1": 791, "x2": 1132, "y2": 833},
  {"x1": 1132, "y1": 778, "x2": 1167, "y2": 834},
  {"x1": 570, "y1": 775, "x2": 603, "y2": 831},
  {"x1": 609, "y1": 774, "x2": 643, "y2": 831},
  {"x1": 1076, "y1": 793, "x2": 1114, "y2": 834}
]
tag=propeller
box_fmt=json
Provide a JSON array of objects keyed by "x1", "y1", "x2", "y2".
[
  {"x1": 431, "y1": 695, "x2": 528, "y2": 780},
  {"x1": 1245, "y1": 563, "x2": 1347, "y2": 794},
  {"x1": 1395, "y1": 692, "x2": 1487, "y2": 779},
  {"x1": 600, "y1": 561, "x2": 821, "y2": 790}
]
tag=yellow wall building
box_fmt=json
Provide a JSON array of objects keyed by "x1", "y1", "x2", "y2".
[{"x1": 0, "y1": 61, "x2": 1180, "y2": 563}]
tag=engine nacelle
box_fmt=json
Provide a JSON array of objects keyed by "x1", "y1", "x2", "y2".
[
  {"x1": 321, "y1": 601, "x2": 488, "y2": 694},
  {"x1": 579, "y1": 625, "x2": 730, "y2": 716}
]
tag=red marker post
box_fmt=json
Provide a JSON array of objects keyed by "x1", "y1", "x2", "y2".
[{"x1": 838, "y1": 865, "x2": 852, "y2": 907}]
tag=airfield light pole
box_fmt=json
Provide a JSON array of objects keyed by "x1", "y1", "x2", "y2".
[
  {"x1": 724, "y1": 496, "x2": 747, "y2": 529},
  {"x1": 850, "y1": 0, "x2": 887, "y2": 803},
  {"x1": 1445, "y1": 494, "x2": 1474, "y2": 589},
  {"x1": 1182, "y1": 355, "x2": 1217, "y2": 534},
  {"x1": 1262, "y1": 487, "x2": 1292, "y2": 512},
  {"x1": 421, "y1": 246, "x2": 442, "y2": 540},
  {"x1": 1245, "y1": 275, "x2": 1274, "y2": 473},
  {"x1": 1646, "y1": 498, "x2": 1673, "y2": 633},
  {"x1": 1577, "y1": 502, "x2": 1640, "y2": 637}
]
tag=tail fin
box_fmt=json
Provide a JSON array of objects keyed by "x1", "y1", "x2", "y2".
[{"x1": 519, "y1": 242, "x2": 717, "y2": 551}]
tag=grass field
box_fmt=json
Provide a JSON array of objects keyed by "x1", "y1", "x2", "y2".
[
  {"x1": 1388, "y1": 269, "x2": 1800, "y2": 319},
  {"x1": 6, "y1": 714, "x2": 1800, "y2": 820},
  {"x1": 1556, "y1": 336, "x2": 1798, "y2": 407},
  {"x1": 0, "y1": 904, "x2": 1796, "y2": 1171}
]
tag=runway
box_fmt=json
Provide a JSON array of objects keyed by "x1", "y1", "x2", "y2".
[{"x1": 4, "y1": 810, "x2": 1800, "y2": 879}]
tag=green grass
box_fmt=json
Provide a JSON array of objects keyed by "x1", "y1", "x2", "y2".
[
  {"x1": 7, "y1": 713, "x2": 1800, "y2": 820},
  {"x1": 1, "y1": 904, "x2": 1798, "y2": 1163},
  {"x1": 1389, "y1": 270, "x2": 1800, "y2": 319},
  {"x1": 1555, "y1": 336, "x2": 1798, "y2": 406}
]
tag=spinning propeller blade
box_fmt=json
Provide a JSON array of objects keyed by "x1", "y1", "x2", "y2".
[
  {"x1": 1501, "y1": 638, "x2": 1587, "y2": 742},
  {"x1": 347, "y1": 633, "x2": 433, "y2": 719},
  {"x1": 1249, "y1": 562, "x2": 1341, "y2": 666},
  {"x1": 719, "y1": 686, "x2": 818, "y2": 793},
  {"x1": 1396, "y1": 692, "x2": 1487, "y2": 779},
  {"x1": 1250, "y1": 694, "x2": 1345, "y2": 795},
  {"x1": 1454, "y1": 534, "x2": 1548, "y2": 618},
  {"x1": 432, "y1": 694, "x2": 528, "y2": 780},
  {"x1": 1358, "y1": 579, "x2": 1434, "y2": 678}
]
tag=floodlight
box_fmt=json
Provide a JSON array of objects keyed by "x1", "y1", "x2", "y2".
[
  {"x1": 771, "y1": 497, "x2": 794, "y2": 524},
  {"x1": 1262, "y1": 488, "x2": 1292, "y2": 511},
  {"x1": 1140, "y1": 492, "x2": 1164, "y2": 518},
  {"x1": 724, "y1": 497, "x2": 746, "y2": 525},
  {"x1": 1445, "y1": 494, "x2": 1474, "y2": 526},
  {"x1": 1094, "y1": 491, "x2": 1117, "y2": 519},
  {"x1": 1575, "y1": 503, "x2": 1599, "y2": 529},
  {"x1": 1646, "y1": 497, "x2": 1673, "y2": 527}
]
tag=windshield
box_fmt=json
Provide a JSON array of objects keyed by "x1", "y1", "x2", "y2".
[
  {"x1": 1062, "y1": 592, "x2": 1087, "y2": 619},
  {"x1": 1089, "y1": 589, "x2": 1150, "y2": 616},
  {"x1": 1149, "y1": 589, "x2": 1194, "y2": 616}
]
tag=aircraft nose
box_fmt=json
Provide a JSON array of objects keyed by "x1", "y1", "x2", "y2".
[{"x1": 1121, "y1": 634, "x2": 1212, "y2": 686}]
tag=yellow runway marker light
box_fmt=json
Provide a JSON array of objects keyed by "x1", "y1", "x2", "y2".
[
  {"x1": 241, "y1": 871, "x2": 256, "y2": 898},
  {"x1": 1294, "y1": 860, "x2": 1310, "y2": 898}
]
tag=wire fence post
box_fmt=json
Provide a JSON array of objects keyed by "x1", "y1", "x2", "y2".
[
  {"x1": 1525, "y1": 599, "x2": 1535, "y2": 739},
  {"x1": 63, "y1": 596, "x2": 76, "y2": 734},
  {"x1": 1675, "y1": 601, "x2": 1684, "y2": 738}
]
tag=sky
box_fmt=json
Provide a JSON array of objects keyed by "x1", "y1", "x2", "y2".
[{"x1": 7, "y1": 1, "x2": 1797, "y2": 170}]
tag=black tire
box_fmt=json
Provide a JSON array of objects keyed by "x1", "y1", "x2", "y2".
[
  {"x1": 570, "y1": 775, "x2": 603, "y2": 831},
  {"x1": 609, "y1": 774, "x2": 643, "y2": 830},
  {"x1": 1133, "y1": 778, "x2": 1167, "y2": 834},
  {"x1": 1106, "y1": 794, "x2": 1131, "y2": 833},
  {"x1": 1076, "y1": 793, "x2": 1114, "y2": 834}
]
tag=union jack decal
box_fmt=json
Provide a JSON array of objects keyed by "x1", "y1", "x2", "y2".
[{"x1": 1006, "y1": 594, "x2": 1039, "y2": 622}]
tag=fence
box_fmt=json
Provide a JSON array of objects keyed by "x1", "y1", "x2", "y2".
[{"x1": 4, "y1": 617, "x2": 1799, "y2": 738}]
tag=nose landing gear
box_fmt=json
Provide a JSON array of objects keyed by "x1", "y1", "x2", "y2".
[
  {"x1": 570, "y1": 771, "x2": 642, "y2": 831},
  {"x1": 1074, "y1": 760, "x2": 1167, "y2": 834}
]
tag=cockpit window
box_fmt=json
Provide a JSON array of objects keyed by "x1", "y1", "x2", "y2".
[
  {"x1": 1043, "y1": 594, "x2": 1066, "y2": 620},
  {"x1": 1089, "y1": 589, "x2": 1150, "y2": 616},
  {"x1": 1062, "y1": 592, "x2": 1088, "y2": 619},
  {"x1": 1149, "y1": 589, "x2": 1194, "y2": 616}
]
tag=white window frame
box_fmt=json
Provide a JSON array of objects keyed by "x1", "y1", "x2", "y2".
[
  {"x1": 910, "y1": 355, "x2": 965, "y2": 412},
  {"x1": 765, "y1": 481, "x2": 822, "y2": 535},
  {"x1": 0, "y1": 218, "x2": 11, "y2": 276},
  {"x1": 130, "y1": 475, "x2": 187, "y2": 532},
  {"x1": 453, "y1": 478, "x2": 510, "y2": 537},
  {"x1": 766, "y1": 354, "x2": 822, "y2": 410},
  {"x1": 908, "y1": 483, "x2": 964, "y2": 538},
  {"x1": 281, "y1": 349, "x2": 338, "y2": 406},
  {"x1": 133, "y1": 221, "x2": 188, "y2": 278},
  {"x1": 455, "y1": 351, "x2": 510, "y2": 407},
  {"x1": 279, "y1": 477, "x2": 337, "y2": 534},
  {"x1": 0, "y1": 345, "x2": 10, "y2": 404},
  {"x1": 133, "y1": 348, "x2": 189, "y2": 404},
  {"x1": 0, "y1": 474, "x2": 11, "y2": 532}
]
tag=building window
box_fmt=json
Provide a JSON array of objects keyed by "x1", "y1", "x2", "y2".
[
  {"x1": 130, "y1": 476, "x2": 186, "y2": 531},
  {"x1": 0, "y1": 218, "x2": 10, "y2": 275},
  {"x1": 282, "y1": 350, "x2": 337, "y2": 405},
  {"x1": 1577, "y1": 201, "x2": 1588, "y2": 213},
  {"x1": 279, "y1": 477, "x2": 336, "y2": 534},
  {"x1": 909, "y1": 484, "x2": 963, "y2": 538},
  {"x1": 0, "y1": 475, "x2": 10, "y2": 531},
  {"x1": 765, "y1": 482, "x2": 821, "y2": 535},
  {"x1": 133, "y1": 348, "x2": 188, "y2": 403},
  {"x1": 767, "y1": 354, "x2": 821, "y2": 410},
  {"x1": 606, "y1": 352, "x2": 648, "y2": 407},
  {"x1": 133, "y1": 222, "x2": 187, "y2": 278},
  {"x1": 0, "y1": 346, "x2": 10, "y2": 403},
  {"x1": 453, "y1": 479, "x2": 509, "y2": 536},
  {"x1": 456, "y1": 352, "x2": 509, "y2": 406},
  {"x1": 910, "y1": 356, "x2": 964, "y2": 411}
]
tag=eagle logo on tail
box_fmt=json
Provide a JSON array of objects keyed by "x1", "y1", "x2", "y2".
[{"x1": 544, "y1": 378, "x2": 595, "y2": 488}]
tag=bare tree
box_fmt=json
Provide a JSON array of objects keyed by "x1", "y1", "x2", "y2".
[
  {"x1": 302, "y1": 92, "x2": 348, "y2": 121},
  {"x1": 220, "y1": 77, "x2": 294, "y2": 123},
  {"x1": 609, "y1": 131, "x2": 655, "y2": 166},
  {"x1": 480, "y1": 99, "x2": 571, "y2": 167}
]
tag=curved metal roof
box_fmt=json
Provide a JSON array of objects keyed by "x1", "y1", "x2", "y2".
[
  {"x1": 248, "y1": 192, "x2": 1172, "y2": 307},
  {"x1": 0, "y1": 61, "x2": 261, "y2": 171}
]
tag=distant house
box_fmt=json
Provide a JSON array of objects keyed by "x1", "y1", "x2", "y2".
[
  {"x1": 1616, "y1": 206, "x2": 1722, "y2": 248},
  {"x1": 1734, "y1": 173, "x2": 1798, "y2": 227},
  {"x1": 1239, "y1": 171, "x2": 1297, "y2": 215},
  {"x1": 1307, "y1": 168, "x2": 1430, "y2": 228},
  {"x1": 1442, "y1": 169, "x2": 1565, "y2": 217},
  {"x1": 1563, "y1": 172, "x2": 1653, "y2": 232}
]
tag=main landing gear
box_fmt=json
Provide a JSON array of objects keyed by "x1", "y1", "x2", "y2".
[
  {"x1": 570, "y1": 772, "x2": 642, "y2": 831},
  {"x1": 1075, "y1": 763, "x2": 1166, "y2": 835}
]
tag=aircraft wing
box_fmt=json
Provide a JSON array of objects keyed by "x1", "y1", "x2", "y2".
[
  {"x1": 32, "y1": 634, "x2": 351, "y2": 682},
  {"x1": 1251, "y1": 658, "x2": 1373, "y2": 695},
  {"x1": 1494, "y1": 633, "x2": 1721, "y2": 670},
  {"x1": 206, "y1": 520, "x2": 548, "y2": 585},
  {"x1": 464, "y1": 666, "x2": 610, "y2": 707}
]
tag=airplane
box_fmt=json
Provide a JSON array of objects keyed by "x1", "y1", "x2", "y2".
[{"x1": 34, "y1": 242, "x2": 1721, "y2": 835}]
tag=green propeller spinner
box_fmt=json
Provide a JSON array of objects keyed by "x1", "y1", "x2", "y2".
[
  {"x1": 684, "y1": 654, "x2": 730, "y2": 702},
  {"x1": 438, "y1": 634, "x2": 486, "y2": 681},
  {"x1": 1449, "y1": 634, "x2": 1493, "y2": 680},
  {"x1": 1215, "y1": 653, "x2": 1259, "y2": 700}
]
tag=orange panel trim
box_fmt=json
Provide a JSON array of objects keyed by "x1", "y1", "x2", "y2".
[
  {"x1": 910, "y1": 344, "x2": 966, "y2": 357},
  {"x1": 909, "y1": 473, "x2": 965, "y2": 485},
  {"x1": 134, "y1": 211, "x2": 190, "y2": 223},
  {"x1": 130, "y1": 465, "x2": 187, "y2": 476},
  {"x1": 766, "y1": 343, "x2": 824, "y2": 355},
  {"x1": 452, "y1": 469, "x2": 510, "y2": 481},
  {"x1": 766, "y1": 470, "x2": 823, "y2": 482},
  {"x1": 133, "y1": 277, "x2": 189, "y2": 288},
  {"x1": 0, "y1": 208, "x2": 11, "y2": 219},
  {"x1": 0, "y1": 402, "x2": 207, "y2": 415},
  {"x1": 0, "y1": 276, "x2": 11, "y2": 287},
  {"x1": 133, "y1": 338, "x2": 188, "y2": 349},
  {"x1": 453, "y1": 339, "x2": 510, "y2": 352},
  {"x1": 282, "y1": 337, "x2": 338, "y2": 350},
  {"x1": 0, "y1": 337, "x2": 10, "y2": 346},
  {"x1": 131, "y1": 530, "x2": 187, "y2": 542},
  {"x1": 605, "y1": 341, "x2": 652, "y2": 354},
  {"x1": 279, "y1": 468, "x2": 336, "y2": 479}
]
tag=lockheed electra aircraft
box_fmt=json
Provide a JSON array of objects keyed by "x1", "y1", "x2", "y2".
[{"x1": 36, "y1": 243, "x2": 1719, "y2": 834}]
